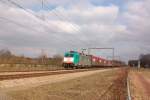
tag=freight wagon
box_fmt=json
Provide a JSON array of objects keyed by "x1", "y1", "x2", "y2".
[{"x1": 62, "y1": 51, "x2": 113, "y2": 68}]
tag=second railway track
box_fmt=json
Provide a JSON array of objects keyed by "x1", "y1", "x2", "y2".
[{"x1": 0, "y1": 68, "x2": 104, "y2": 81}]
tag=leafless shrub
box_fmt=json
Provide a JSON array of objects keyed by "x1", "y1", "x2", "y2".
[
  {"x1": 99, "y1": 68, "x2": 128, "y2": 100},
  {"x1": 112, "y1": 68, "x2": 128, "y2": 100},
  {"x1": 0, "y1": 49, "x2": 63, "y2": 66}
]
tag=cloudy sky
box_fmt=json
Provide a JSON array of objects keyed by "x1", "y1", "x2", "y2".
[{"x1": 0, "y1": 0, "x2": 150, "y2": 61}]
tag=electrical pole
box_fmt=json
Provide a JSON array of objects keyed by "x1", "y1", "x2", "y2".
[
  {"x1": 81, "y1": 48, "x2": 87, "y2": 54},
  {"x1": 112, "y1": 48, "x2": 114, "y2": 62},
  {"x1": 138, "y1": 60, "x2": 140, "y2": 68},
  {"x1": 42, "y1": 0, "x2": 44, "y2": 9},
  {"x1": 42, "y1": 0, "x2": 45, "y2": 20}
]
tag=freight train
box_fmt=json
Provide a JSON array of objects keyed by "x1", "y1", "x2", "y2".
[{"x1": 62, "y1": 51, "x2": 116, "y2": 68}]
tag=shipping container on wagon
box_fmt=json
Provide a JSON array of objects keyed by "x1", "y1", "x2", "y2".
[{"x1": 91, "y1": 56, "x2": 105, "y2": 67}]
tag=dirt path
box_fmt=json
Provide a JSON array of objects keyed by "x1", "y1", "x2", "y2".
[
  {"x1": 0, "y1": 91, "x2": 14, "y2": 100},
  {"x1": 0, "y1": 68, "x2": 117, "y2": 92},
  {"x1": 136, "y1": 73, "x2": 150, "y2": 96},
  {"x1": 129, "y1": 70, "x2": 150, "y2": 100},
  {"x1": 0, "y1": 69, "x2": 90, "y2": 75},
  {"x1": 5, "y1": 68, "x2": 119, "y2": 100}
]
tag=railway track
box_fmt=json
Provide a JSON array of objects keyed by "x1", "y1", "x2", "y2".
[{"x1": 0, "y1": 68, "x2": 104, "y2": 81}]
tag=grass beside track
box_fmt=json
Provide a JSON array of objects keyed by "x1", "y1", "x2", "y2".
[
  {"x1": 0, "y1": 65, "x2": 64, "y2": 72},
  {"x1": 0, "y1": 68, "x2": 104, "y2": 81},
  {"x1": 129, "y1": 68, "x2": 150, "y2": 100},
  {"x1": 6, "y1": 69, "x2": 121, "y2": 100}
]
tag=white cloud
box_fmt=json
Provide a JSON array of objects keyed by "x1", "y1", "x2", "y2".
[
  {"x1": 0, "y1": 1, "x2": 126, "y2": 57},
  {"x1": 110, "y1": 0, "x2": 150, "y2": 61},
  {"x1": 122, "y1": 0, "x2": 150, "y2": 42},
  {"x1": 0, "y1": 0, "x2": 150, "y2": 61},
  {"x1": 60, "y1": 5, "x2": 119, "y2": 25}
]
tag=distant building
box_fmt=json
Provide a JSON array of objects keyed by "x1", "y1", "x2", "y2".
[{"x1": 128, "y1": 60, "x2": 138, "y2": 67}]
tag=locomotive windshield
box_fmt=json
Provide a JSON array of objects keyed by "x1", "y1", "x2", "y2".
[{"x1": 65, "y1": 53, "x2": 74, "y2": 57}]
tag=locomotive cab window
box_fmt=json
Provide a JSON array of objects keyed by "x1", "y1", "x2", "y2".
[{"x1": 65, "y1": 54, "x2": 74, "y2": 57}]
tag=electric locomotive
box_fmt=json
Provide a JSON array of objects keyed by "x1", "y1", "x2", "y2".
[{"x1": 62, "y1": 51, "x2": 113, "y2": 68}]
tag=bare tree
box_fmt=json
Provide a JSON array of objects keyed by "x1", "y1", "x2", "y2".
[
  {"x1": 0, "y1": 49, "x2": 12, "y2": 58},
  {"x1": 38, "y1": 49, "x2": 48, "y2": 64},
  {"x1": 0, "y1": 49, "x2": 12, "y2": 63},
  {"x1": 53, "y1": 54, "x2": 63, "y2": 59}
]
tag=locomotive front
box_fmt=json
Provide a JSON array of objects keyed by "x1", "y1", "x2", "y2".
[{"x1": 62, "y1": 51, "x2": 79, "y2": 68}]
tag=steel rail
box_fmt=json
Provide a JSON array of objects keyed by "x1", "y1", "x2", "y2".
[
  {"x1": 127, "y1": 76, "x2": 132, "y2": 100},
  {"x1": 0, "y1": 68, "x2": 104, "y2": 81}
]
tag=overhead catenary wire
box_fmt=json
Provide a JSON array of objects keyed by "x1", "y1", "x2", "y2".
[
  {"x1": 2, "y1": 0, "x2": 63, "y2": 34},
  {"x1": 43, "y1": 0, "x2": 89, "y2": 46},
  {"x1": 0, "y1": 0, "x2": 78, "y2": 47},
  {"x1": 15, "y1": 0, "x2": 90, "y2": 48},
  {"x1": 11, "y1": 0, "x2": 85, "y2": 48},
  {"x1": 44, "y1": 0, "x2": 80, "y2": 31},
  {"x1": 0, "y1": 15, "x2": 72, "y2": 48},
  {"x1": 0, "y1": 16, "x2": 75, "y2": 48}
]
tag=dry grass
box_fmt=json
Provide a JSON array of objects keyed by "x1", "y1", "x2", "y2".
[
  {"x1": 139, "y1": 68, "x2": 150, "y2": 78},
  {"x1": 129, "y1": 68, "x2": 150, "y2": 100},
  {"x1": 0, "y1": 64, "x2": 63, "y2": 72},
  {"x1": 130, "y1": 68, "x2": 150, "y2": 78},
  {"x1": 6, "y1": 69, "x2": 119, "y2": 100},
  {"x1": 111, "y1": 68, "x2": 128, "y2": 100}
]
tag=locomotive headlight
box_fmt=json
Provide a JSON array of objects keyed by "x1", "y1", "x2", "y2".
[{"x1": 64, "y1": 57, "x2": 74, "y2": 63}]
